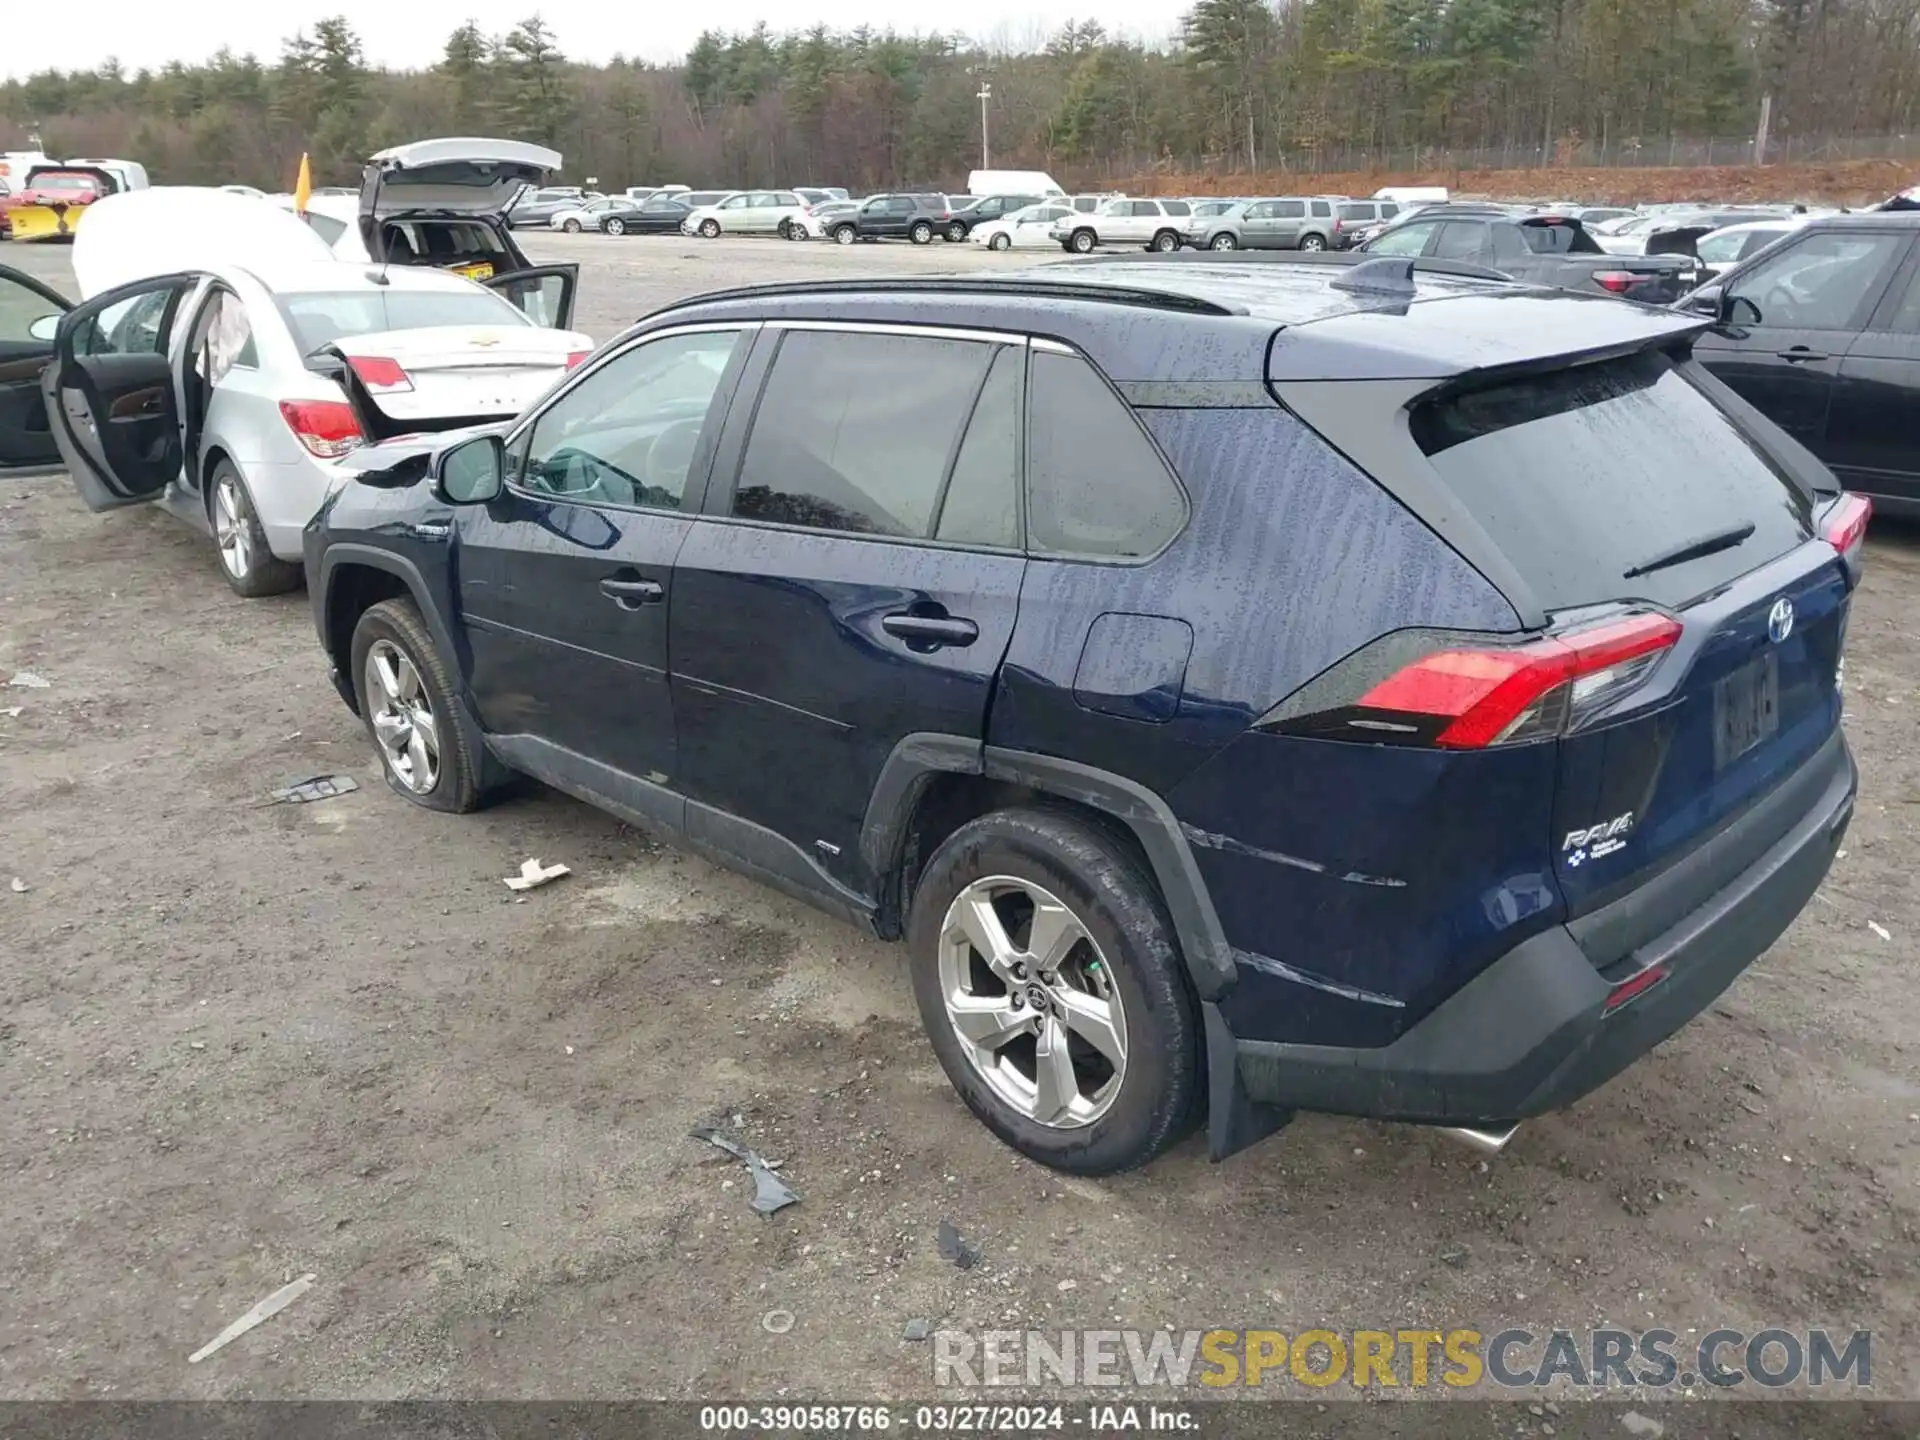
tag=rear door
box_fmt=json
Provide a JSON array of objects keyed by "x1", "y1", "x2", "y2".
[
  {"x1": 40, "y1": 272, "x2": 199, "y2": 510},
  {"x1": 457, "y1": 323, "x2": 754, "y2": 792},
  {"x1": 1825, "y1": 240, "x2": 1920, "y2": 509},
  {"x1": 1271, "y1": 200, "x2": 1307, "y2": 248},
  {"x1": 1432, "y1": 220, "x2": 1494, "y2": 264},
  {"x1": 484, "y1": 265, "x2": 578, "y2": 329},
  {"x1": 1693, "y1": 226, "x2": 1909, "y2": 453},
  {"x1": 670, "y1": 323, "x2": 1028, "y2": 897},
  {"x1": 0, "y1": 264, "x2": 71, "y2": 476},
  {"x1": 1405, "y1": 346, "x2": 1845, "y2": 918}
]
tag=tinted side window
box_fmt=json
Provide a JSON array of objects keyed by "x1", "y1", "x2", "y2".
[
  {"x1": 732, "y1": 330, "x2": 995, "y2": 538},
  {"x1": 1243, "y1": 203, "x2": 1273, "y2": 220},
  {"x1": 1367, "y1": 221, "x2": 1435, "y2": 257},
  {"x1": 1163, "y1": 200, "x2": 1191, "y2": 217},
  {"x1": 1026, "y1": 350, "x2": 1184, "y2": 559},
  {"x1": 1276, "y1": 201, "x2": 1306, "y2": 219},
  {"x1": 1433, "y1": 221, "x2": 1490, "y2": 259},
  {"x1": 1881, "y1": 260, "x2": 1920, "y2": 333},
  {"x1": 935, "y1": 346, "x2": 1022, "y2": 549},
  {"x1": 1726, "y1": 231, "x2": 1908, "y2": 330},
  {"x1": 1310, "y1": 200, "x2": 1331, "y2": 217},
  {"x1": 519, "y1": 329, "x2": 741, "y2": 510}
]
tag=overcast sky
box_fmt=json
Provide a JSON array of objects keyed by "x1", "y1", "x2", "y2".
[{"x1": 4, "y1": 1, "x2": 1178, "y2": 79}]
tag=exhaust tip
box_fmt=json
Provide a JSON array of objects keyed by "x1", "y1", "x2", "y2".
[{"x1": 1436, "y1": 1122, "x2": 1521, "y2": 1156}]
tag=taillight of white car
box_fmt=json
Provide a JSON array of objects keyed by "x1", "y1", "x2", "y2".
[{"x1": 279, "y1": 399, "x2": 365, "y2": 459}]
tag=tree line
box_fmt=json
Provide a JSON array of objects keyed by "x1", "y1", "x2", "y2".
[{"x1": 3, "y1": 1, "x2": 1918, "y2": 194}]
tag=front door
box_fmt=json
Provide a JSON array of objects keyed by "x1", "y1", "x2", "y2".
[
  {"x1": 1693, "y1": 227, "x2": 1909, "y2": 454},
  {"x1": 484, "y1": 264, "x2": 579, "y2": 329},
  {"x1": 40, "y1": 272, "x2": 200, "y2": 510},
  {"x1": 672, "y1": 324, "x2": 1029, "y2": 899},
  {"x1": 0, "y1": 264, "x2": 72, "y2": 476},
  {"x1": 458, "y1": 323, "x2": 754, "y2": 793},
  {"x1": 1826, "y1": 240, "x2": 1920, "y2": 510}
]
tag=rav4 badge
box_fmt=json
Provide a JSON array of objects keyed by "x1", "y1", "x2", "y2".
[{"x1": 1562, "y1": 811, "x2": 1635, "y2": 867}]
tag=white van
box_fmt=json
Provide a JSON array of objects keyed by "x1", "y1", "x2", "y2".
[
  {"x1": 1373, "y1": 185, "x2": 1448, "y2": 206},
  {"x1": 968, "y1": 169, "x2": 1065, "y2": 199}
]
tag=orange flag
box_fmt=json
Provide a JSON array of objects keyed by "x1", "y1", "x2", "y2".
[{"x1": 293, "y1": 153, "x2": 312, "y2": 215}]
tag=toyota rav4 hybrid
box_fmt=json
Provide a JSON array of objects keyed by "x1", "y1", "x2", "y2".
[{"x1": 282, "y1": 254, "x2": 1865, "y2": 1176}]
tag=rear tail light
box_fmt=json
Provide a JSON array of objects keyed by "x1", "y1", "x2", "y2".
[
  {"x1": 1263, "y1": 612, "x2": 1683, "y2": 749},
  {"x1": 1821, "y1": 493, "x2": 1871, "y2": 557},
  {"x1": 1603, "y1": 964, "x2": 1669, "y2": 1014},
  {"x1": 346, "y1": 355, "x2": 412, "y2": 393},
  {"x1": 278, "y1": 399, "x2": 364, "y2": 459},
  {"x1": 1592, "y1": 271, "x2": 1640, "y2": 294},
  {"x1": 566, "y1": 349, "x2": 591, "y2": 370}
]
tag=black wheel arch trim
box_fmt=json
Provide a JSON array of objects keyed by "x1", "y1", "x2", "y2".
[{"x1": 858, "y1": 734, "x2": 1238, "y2": 1000}]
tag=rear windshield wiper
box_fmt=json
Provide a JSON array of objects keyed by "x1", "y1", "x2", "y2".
[{"x1": 1621, "y1": 521, "x2": 1756, "y2": 579}]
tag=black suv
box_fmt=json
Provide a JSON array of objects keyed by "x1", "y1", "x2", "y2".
[
  {"x1": 944, "y1": 194, "x2": 1044, "y2": 243},
  {"x1": 830, "y1": 194, "x2": 950, "y2": 245},
  {"x1": 305, "y1": 255, "x2": 1863, "y2": 1175},
  {"x1": 1679, "y1": 211, "x2": 1920, "y2": 518}
]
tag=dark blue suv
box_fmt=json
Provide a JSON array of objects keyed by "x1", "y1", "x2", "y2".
[{"x1": 305, "y1": 254, "x2": 1866, "y2": 1175}]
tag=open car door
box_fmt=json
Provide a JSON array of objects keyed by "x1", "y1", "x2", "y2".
[
  {"x1": 0, "y1": 264, "x2": 73, "y2": 477},
  {"x1": 40, "y1": 272, "x2": 199, "y2": 511},
  {"x1": 485, "y1": 265, "x2": 578, "y2": 329}
]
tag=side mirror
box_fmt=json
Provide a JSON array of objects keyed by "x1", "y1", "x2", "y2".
[
  {"x1": 1680, "y1": 284, "x2": 1723, "y2": 315},
  {"x1": 1725, "y1": 294, "x2": 1762, "y2": 327},
  {"x1": 28, "y1": 314, "x2": 61, "y2": 342},
  {"x1": 434, "y1": 434, "x2": 503, "y2": 505}
]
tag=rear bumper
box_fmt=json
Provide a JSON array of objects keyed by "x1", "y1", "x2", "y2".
[{"x1": 1213, "y1": 730, "x2": 1856, "y2": 1140}]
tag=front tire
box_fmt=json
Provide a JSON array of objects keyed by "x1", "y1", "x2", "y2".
[
  {"x1": 909, "y1": 220, "x2": 934, "y2": 245},
  {"x1": 209, "y1": 462, "x2": 300, "y2": 598},
  {"x1": 947, "y1": 221, "x2": 967, "y2": 243},
  {"x1": 350, "y1": 599, "x2": 481, "y2": 814},
  {"x1": 604, "y1": 217, "x2": 626, "y2": 235},
  {"x1": 834, "y1": 224, "x2": 856, "y2": 246},
  {"x1": 562, "y1": 218, "x2": 582, "y2": 233},
  {"x1": 1209, "y1": 233, "x2": 1238, "y2": 251},
  {"x1": 699, "y1": 218, "x2": 721, "y2": 239},
  {"x1": 1069, "y1": 228, "x2": 1097, "y2": 254},
  {"x1": 988, "y1": 232, "x2": 1011, "y2": 251},
  {"x1": 906, "y1": 808, "x2": 1201, "y2": 1175}
]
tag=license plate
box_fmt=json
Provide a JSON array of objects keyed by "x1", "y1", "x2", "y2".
[
  {"x1": 454, "y1": 262, "x2": 494, "y2": 281},
  {"x1": 1713, "y1": 651, "x2": 1780, "y2": 770}
]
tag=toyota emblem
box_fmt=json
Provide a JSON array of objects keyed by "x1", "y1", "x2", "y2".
[{"x1": 1767, "y1": 597, "x2": 1795, "y2": 644}]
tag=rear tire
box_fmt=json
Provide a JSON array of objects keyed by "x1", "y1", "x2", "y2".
[
  {"x1": 988, "y1": 232, "x2": 1011, "y2": 251},
  {"x1": 209, "y1": 462, "x2": 300, "y2": 599},
  {"x1": 1300, "y1": 233, "x2": 1328, "y2": 252},
  {"x1": 350, "y1": 599, "x2": 482, "y2": 814},
  {"x1": 1150, "y1": 229, "x2": 1180, "y2": 252},
  {"x1": 906, "y1": 807, "x2": 1202, "y2": 1175},
  {"x1": 909, "y1": 221, "x2": 934, "y2": 245}
]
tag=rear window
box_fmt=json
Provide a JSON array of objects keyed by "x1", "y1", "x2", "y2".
[
  {"x1": 1519, "y1": 221, "x2": 1600, "y2": 254},
  {"x1": 1410, "y1": 350, "x2": 1812, "y2": 609},
  {"x1": 1338, "y1": 204, "x2": 1375, "y2": 222},
  {"x1": 276, "y1": 289, "x2": 529, "y2": 352}
]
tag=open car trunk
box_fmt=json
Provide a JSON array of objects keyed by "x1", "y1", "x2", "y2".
[
  {"x1": 311, "y1": 325, "x2": 581, "y2": 444},
  {"x1": 361, "y1": 139, "x2": 562, "y2": 221}
]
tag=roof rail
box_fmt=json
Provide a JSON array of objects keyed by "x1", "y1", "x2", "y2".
[{"x1": 647, "y1": 275, "x2": 1246, "y2": 318}]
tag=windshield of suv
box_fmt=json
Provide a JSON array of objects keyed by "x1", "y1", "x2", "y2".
[
  {"x1": 277, "y1": 288, "x2": 530, "y2": 351},
  {"x1": 1410, "y1": 349, "x2": 1811, "y2": 608}
]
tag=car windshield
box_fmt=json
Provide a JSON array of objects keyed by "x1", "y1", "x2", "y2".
[{"x1": 277, "y1": 288, "x2": 529, "y2": 351}]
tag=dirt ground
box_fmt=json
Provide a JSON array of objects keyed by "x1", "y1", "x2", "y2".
[{"x1": 1, "y1": 233, "x2": 1918, "y2": 1414}]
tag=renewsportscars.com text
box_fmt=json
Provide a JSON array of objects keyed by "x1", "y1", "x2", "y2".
[{"x1": 933, "y1": 1327, "x2": 1871, "y2": 1391}]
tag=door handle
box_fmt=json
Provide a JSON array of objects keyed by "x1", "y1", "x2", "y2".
[
  {"x1": 599, "y1": 576, "x2": 665, "y2": 609},
  {"x1": 882, "y1": 613, "x2": 979, "y2": 648},
  {"x1": 1777, "y1": 348, "x2": 1829, "y2": 362}
]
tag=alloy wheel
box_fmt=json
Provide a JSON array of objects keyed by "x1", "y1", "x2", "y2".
[
  {"x1": 213, "y1": 475, "x2": 252, "y2": 581},
  {"x1": 364, "y1": 639, "x2": 441, "y2": 794},
  {"x1": 937, "y1": 876, "x2": 1128, "y2": 1129},
  {"x1": 606, "y1": 218, "x2": 625, "y2": 235}
]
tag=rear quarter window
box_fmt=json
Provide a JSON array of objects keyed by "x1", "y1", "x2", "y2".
[
  {"x1": 1026, "y1": 350, "x2": 1186, "y2": 559},
  {"x1": 1410, "y1": 349, "x2": 1813, "y2": 610}
]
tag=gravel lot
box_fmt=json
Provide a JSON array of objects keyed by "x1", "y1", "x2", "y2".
[{"x1": 2, "y1": 231, "x2": 1917, "y2": 1411}]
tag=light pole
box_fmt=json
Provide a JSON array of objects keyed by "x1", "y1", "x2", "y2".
[{"x1": 976, "y1": 82, "x2": 991, "y2": 170}]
